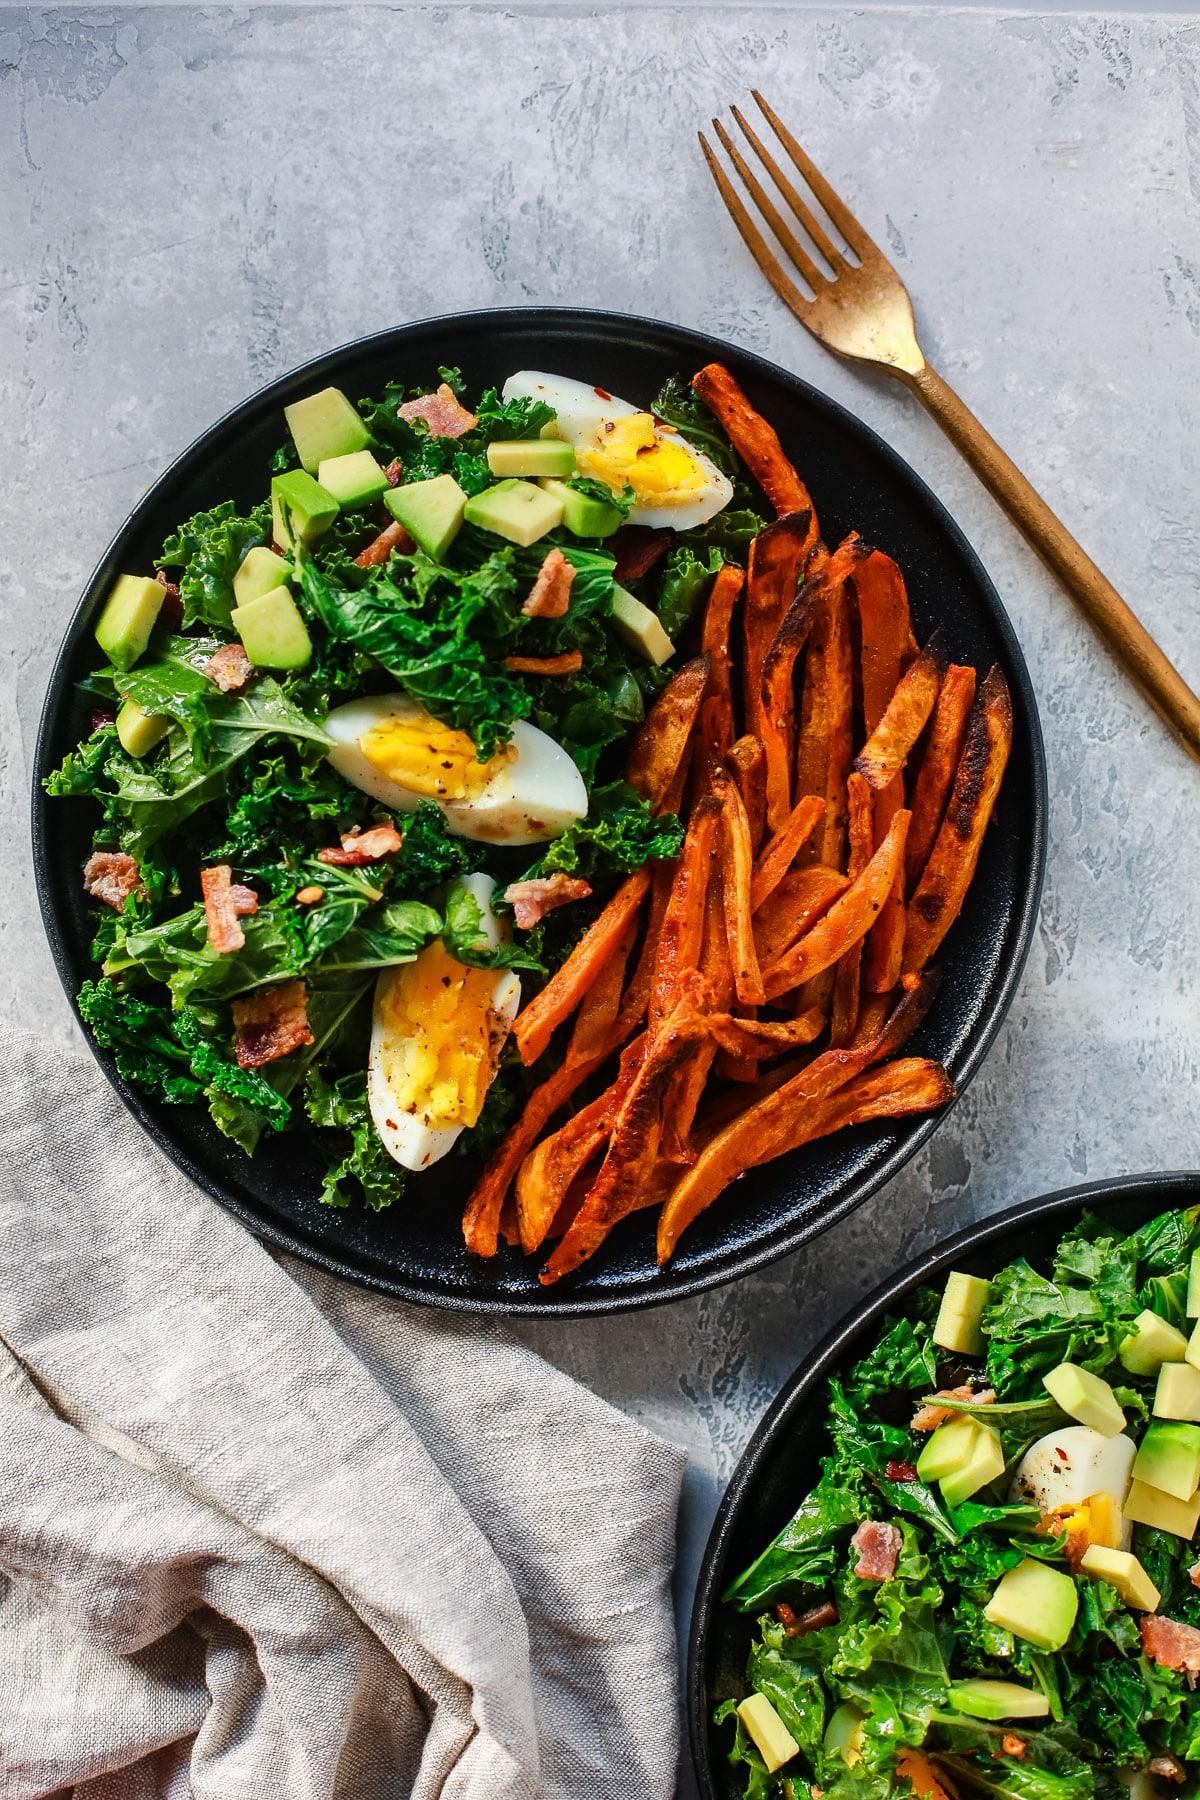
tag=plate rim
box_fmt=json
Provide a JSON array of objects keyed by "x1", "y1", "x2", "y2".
[
  {"x1": 685, "y1": 1168, "x2": 1200, "y2": 1797},
  {"x1": 31, "y1": 304, "x2": 1049, "y2": 1317}
]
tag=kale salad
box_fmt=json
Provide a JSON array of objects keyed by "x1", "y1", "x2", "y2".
[
  {"x1": 718, "y1": 1203, "x2": 1200, "y2": 1800},
  {"x1": 48, "y1": 365, "x2": 762, "y2": 1209}
]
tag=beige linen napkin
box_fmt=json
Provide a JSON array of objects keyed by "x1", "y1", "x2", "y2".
[{"x1": 0, "y1": 1024, "x2": 686, "y2": 1799}]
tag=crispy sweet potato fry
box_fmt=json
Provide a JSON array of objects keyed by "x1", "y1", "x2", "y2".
[
  {"x1": 753, "y1": 867, "x2": 849, "y2": 968},
  {"x1": 513, "y1": 867, "x2": 650, "y2": 1066},
  {"x1": 707, "y1": 1009, "x2": 826, "y2": 1060},
  {"x1": 651, "y1": 797, "x2": 721, "y2": 1027},
  {"x1": 661, "y1": 867, "x2": 732, "y2": 1164},
  {"x1": 503, "y1": 651, "x2": 583, "y2": 676},
  {"x1": 699, "y1": 563, "x2": 744, "y2": 759},
  {"x1": 856, "y1": 548, "x2": 918, "y2": 993},
  {"x1": 819, "y1": 579, "x2": 856, "y2": 869},
  {"x1": 854, "y1": 641, "x2": 947, "y2": 792},
  {"x1": 746, "y1": 513, "x2": 820, "y2": 758},
  {"x1": 903, "y1": 665, "x2": 1013, "y2": 973},
  {"x1": 463, "y1": 913, "x2": 638, "y2": 1256},
  {"x1": 750, "y1": 794, "x2": 826, "y2": 914},
  {"x1": 850, "y1": 993, "x2": 891, "y2": 1049},
  {"x1": 830, "y1": 772, "x2": 874, "y2": 1047},
  {"x1": 726, "y1": 735, "x2": 767, "y2": 855},
  {"x1": 905, "y1": 664, "x2": 977, "y2": 890},
  {"x1": 516, "y1": 1039, "x2": 647, "y2": 1254},
  {"x1": 710, "y1": 763, "x2": 764, "y2": 1006},
  {"x1": 762, "y1": 810, "x2": 911, "y2": 1001},
  {"x1": 692, "y1": 363, "x2": 817, "y2": 520},
  {"x1": 624, "y1": 655, "x2": 710, "y2": 812},
  {"x1": 543, "y1": 975, "x2": 715, "y2": 1283}
]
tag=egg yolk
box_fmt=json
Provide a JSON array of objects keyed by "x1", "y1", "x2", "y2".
[
  {"x1": 359, "y1": 712, "x2": 510, "y2": 801},
  {"x1": 576, "y1": 412, "x2": 706, "y2": 508},
  {"x1": 1037, "y1": 1491, "x2": 1124, "y2": 1567},
  {"x1": 376, "y1": 940, "x2": 502, "y2": 1127}
]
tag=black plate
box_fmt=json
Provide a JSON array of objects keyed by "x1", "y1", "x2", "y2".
[
  {"x1": 688, "y1": 1171, "x2": 1200, "y2": 1796},
  {"x1": 32, "y1": 307, "x2": 1047, "y2": 1316}
]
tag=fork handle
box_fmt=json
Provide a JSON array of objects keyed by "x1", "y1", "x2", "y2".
[{"x1": 905, "y1": 361, "x2": 1200, "y2": 764}]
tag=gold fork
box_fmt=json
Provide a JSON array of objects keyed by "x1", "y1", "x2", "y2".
[{"x1": 701, "y1": 93, "x2": 1200, "y2": 765}]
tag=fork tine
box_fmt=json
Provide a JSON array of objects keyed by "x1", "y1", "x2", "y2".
[
  {"x1": 711, "y1": 118, "x2": 828, "y2": 293},
  {"x1": 729, "y1": 105, "x2": 847, "y2": 273},
  {"x1": 698, "y1": 132, "x2": 814, "y2": 327},
  {"x1": 751, "y1": 89, "x2": 880, "y2": 262}
]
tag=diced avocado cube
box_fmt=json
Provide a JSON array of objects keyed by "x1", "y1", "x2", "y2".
[
  {"x1": 1132, "y1": 1420, "x2": 1200, "y2": 1501},
  {"x1": 611, "y1": 584, "x2": 675, "y2": 666},
  {"x1": 822, "y1": 1703, "x2": 866, "y2": 1767},
  {"x1": 940, "y1": 1421, "x2": 1005, "y2": 1509},
  {"x1": 540, "y1": 476, "x2": 624, "y2": 538},
  {"x1": 271, "y1": 471, "x2": 339, "y2": 553},
  {"x1": 230, "y1": 586, "x2": 312, "y2": 670},
  {"x1": 1078, "y1": 1544, "x2": 1161, "y2": 1612},
  {"x1": 486, "y1": 439, "x2": 577, "y2": 479},
  {"x1": 915, "y1": 1415, "x2": 980, "y2": 1484},
  {"x1": 983, "y1": 1557, "x2": 1079, "y2": 1652},
  {"x1": 1043, "y1": 1363, "x2": 1127, "y2": 1437},
  {"x1": 1124, "y1": 1478, "x2": 1200, "y2": 1538},
  {"x1": 116, "y1": 698, "x2": 170, "y2": 758},
  {"x1": 948, "y1": 1680, "x2": 1050, "y2": 1722},
  {"x1": 933, "y1": 1271, "x2": 991, "y2": 1357},
  {"x1": 1119, "y1": 1309, "x2": 1189, "y2": 1376},
  {"x1": 233, "y1": 545, "x2": 291, "y2": 608},
  {"x1": 1186, "y1": 1318, "x2": 1200, "y2": 1374},
  {"x1": 284, "y1": 386, "x2": 370, "y2": 473},
  {"x1": 463, "y1": 478, "x2": 564, "y2": 547},
  {"x1": 95, "y1": 574, "x2": 166, "y2": 674},
  {"x1": 736, "y1": 1693, "x2": 799, "y2": 1775},
  {"x1": 383, "y1": 474, "x2": 467, "y2": 562},
  {"x1": 1155, "y1": 1361, "x2": 1200, "y2": 1422},
  {"x1": 1188, "y1": 1250, "x2": 1200, "y2": 1320},
  {"x1": 317, "y1": 449, "x2": 389, "y2": 511}
]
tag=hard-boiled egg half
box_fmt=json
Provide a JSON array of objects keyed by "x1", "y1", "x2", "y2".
[
  {"x1": 325, "y1": 693, "x2": 587, "y2": 847},
  {"x1": 502, "y1": 371, "x2": 735, "y2": 531},
  {"x1": 1010, "y1": 1425, "x2": 1136, "y2": 1552},
  {"x1": 368, "y1": 874, "x2": 520, "y2": 1172}
]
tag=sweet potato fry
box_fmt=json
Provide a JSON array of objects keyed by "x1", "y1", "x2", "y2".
[
  {"x1": 850, "y1": 993, "x2": 891, "y2": 1049},
  {"x1": 745, "y1": 513, "x2": 820, "y2": 758},
  {"x1": 513, "y1": 867, "x2": 650, "y2": 1066},
  {"x1": 818, "y1": 579, "x2": 856, "y2": 869},
  {"x1": 656, "y1": 977, "x2": 940, "y2": 1261},
  {"x1": 503, "y1": 651, "x2": 583, "y2": 676},
  {"x1": 750, "y1": 794, "x2": 826, "y2": 914},
  {"x1": 753, "y1": 866, "x2": 849, "y2": 968},
  {"x1": 707, "y1": 1009, "x2": 826, "y2": 1060},
  {"x1": 903, "y1": 665, "x2": 1013, "y2": 973},
  {"x1": 905, "y1": 664, "x2": 977, "y2": 890},
  {"x1": 830, "y1": 772, "x2": 874, "y2": 1047},
  {"x1": 699, "y1": 563, "x2": 744, "y2": 759},
  {"x1": 463, "y1": 912, "x2": 637, "y2": 1256},
  {"x1": 854, "y1": 641, "x2": 947, "y2": 793},
  {"x1": 692, "y1": 363, "x2": 817, "y2": 520},
  {"x1": 542, "y1": 975, "x2": 716, "y2": 1283},
  {"x1": 762, "y1": 810, "x2": 911, "y2": 1001},
  {"x1": 759, "y1": 575, "x2": 823, "y2": 825},
  {"x1": 516, "y1": 1041, "x2": 646, "y2": 1254},
  {"x1": 726, "y1": 735, "x2": 767, "y2": 855},
  {"x1": 624, "y1": 654, "x2": 710, "y2": 812},
  {"x1": 855, "y1": 548, "x2": 918, "y2": 993},
  {"x1": 661, "y1": 868, "x2": 732, "y2": 1163},
  {"x1": 651, "y1": 796, "x2": 721, "y2": 1027},
  {"x1": 710, "y1": 763, "x2": 764, "y2": 1006}
]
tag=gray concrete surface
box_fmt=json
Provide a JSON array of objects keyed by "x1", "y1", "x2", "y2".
[{"x1": 4, "y1": 7, "x2": 1200, "y2": 1791}]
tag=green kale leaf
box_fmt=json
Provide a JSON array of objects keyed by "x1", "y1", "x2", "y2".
[{"x1": 159, "y1": 500, "x2": 272, "y2": 628}]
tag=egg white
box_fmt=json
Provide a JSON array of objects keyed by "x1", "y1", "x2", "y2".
[
  {"x1": 1010, "y1": 1425, "x2": 1136, "y2": 1517},
  {"x1": 502, "y1": 370, "x2": 734, "y2": 532},
  {"x1": 325, "y1": 693, "x2": 588, "y2": 846},
  {"x1": 368, "y1": 874, "x2": 521, "y2": 1172}
]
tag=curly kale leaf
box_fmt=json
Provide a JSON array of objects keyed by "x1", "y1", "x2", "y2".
[
  {"x1": 983, "y1": 1221, "x2": 1141, "y2": 1397},
  {"x1": 304, "y1": 1067, "x2": 407, "y2": 1212},
  {"x1": 159, "y1": 500, "x2": 272, "y2": 628},
  {"x1": 442, "y1": 883, "x2": 545, "y2": 975},
  {"x1": 391, "y1": 802, "x2": 485, "y2": 892},
  {"x1": 533, "y1": 783, "x2": 683, "y2": 881}
]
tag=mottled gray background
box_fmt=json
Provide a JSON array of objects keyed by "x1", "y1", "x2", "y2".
[{"x1": 3, "y1": 7, "x2": 1200, "y2": 1791}]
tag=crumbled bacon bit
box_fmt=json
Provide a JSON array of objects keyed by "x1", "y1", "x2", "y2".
[
  {"x1": 91, "y1": 709, "x2": 116, "y2": 732},
  {"x1": 397, "y1": 383, "x2": 477, "y2": 439},
  {"x1": 885, "y1": 1459, "x2": 919, "y2": 1483},
  {"x1": 503, "y1": 874, "x2": 592, "y2": 929},
  {"x1": 776, "y1": 1599, "x2": 838, "y2": 1638},
  {"x1": 232, "y1": 978, "x2": 313, "y2": 1069},
  {"x1": 203, "y1": 642, "x2": 254, "y2": 693},
  {"x1": 911, "y1": 1385, "x2": 995, "y2": 1431},
  {"x1": 503, "y1": 651, "x2": 583, "y2": 677},
  {"x1": 83, "y1": 851, "x2": 144, "y2": 911},
  {"x1": 1001, "y1": 1736, "x2": 1027, "y2": 1760},
  {"x1": 611, "y1": 525, "x2": 671, "y2": 585},
  {"x1": 850, "y1": 1520, "x2": 902, "y2": 1581},
  {"x1": 200, "y1": 865, "x2": 259, "y2": 954},
  {"x1": 154, "y1": 570, "x2": 184, "y2": 630},
  {"x1": 295, "y1": 885, "x2": 325, "y2": 906},
  {"x1": 1150, "y1": 1756, "x2": 1186, "y2": 1783},
  {"x1": 384, "y1": 458, "x2": 403, "y2": 487},
  {"x1": 354, "y1": 517, "x2": 414, "y2": 568},
  {"x1": 521, "y1": 546, "x2": 576, "y2": 619},
  {"x1": 1141, "y1": 1615, "x2": 1200, "y2": 1673},
  {"x1": 316, "y1": 824, "x2": 403, "y2": 867}
]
